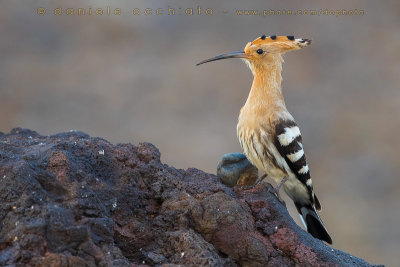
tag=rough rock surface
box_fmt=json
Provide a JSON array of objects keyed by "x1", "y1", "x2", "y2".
[{"x1": 0, "y1": 128, "x2": 382, "y2": 267}]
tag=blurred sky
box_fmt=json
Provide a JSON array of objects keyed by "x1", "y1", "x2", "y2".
[{"x1": 1, "y1": 0, "x2": 399, "y2": 265}]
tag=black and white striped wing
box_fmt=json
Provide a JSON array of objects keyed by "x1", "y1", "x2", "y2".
[{"x1": 274, "y1": 120, "x2": 321, "y2": 209}]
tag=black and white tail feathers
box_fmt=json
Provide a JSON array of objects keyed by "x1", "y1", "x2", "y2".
[
  {"x1": 295, "y1": 202, "x2": 332, "y2": 244},
  {"x1": 274, "y1": 120, "x2": 332, "y2": 244}
]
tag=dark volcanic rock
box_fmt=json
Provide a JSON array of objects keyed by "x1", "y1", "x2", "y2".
[{"x1": 0, "y1": 128, "x2": 382, "y2": 266}]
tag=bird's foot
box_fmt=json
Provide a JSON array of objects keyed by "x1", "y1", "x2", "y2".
[
  {"x1": 236, "y1": 173, "x2": 267, "y2": 192},
  {"x1": 237, "y1": 184, "x2": 254, "y2": 191},
  {"x1": 268, "y1": 177, "x2": 288, "y2": 204}
]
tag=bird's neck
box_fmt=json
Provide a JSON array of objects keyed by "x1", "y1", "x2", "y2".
[{"x1": 245, "y1": 57, "x2": 286, "y2": 109}]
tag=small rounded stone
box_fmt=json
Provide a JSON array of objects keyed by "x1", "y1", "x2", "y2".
[{"x1": 217, "y1": 153, "x2": 258, "y2": 187}]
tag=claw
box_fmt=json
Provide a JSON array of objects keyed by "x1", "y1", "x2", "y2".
[{"x1": 237, "y1": 184, "x2": 254, "y2": 191}]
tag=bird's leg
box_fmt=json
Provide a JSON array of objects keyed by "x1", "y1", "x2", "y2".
[
  {"x1": 254, "y1": 173, "x2": 267, "y2": 186},
  {"x1": 269, "y1": 177, "x2": 288, "y2": 203},
  {"x1": 259, "y1": 173, "x2": 267, "y2": 181}
]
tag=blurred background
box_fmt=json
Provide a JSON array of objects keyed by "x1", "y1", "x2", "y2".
[{"x1": 1, "y1": 0, "x2": 399, "y2": 265}]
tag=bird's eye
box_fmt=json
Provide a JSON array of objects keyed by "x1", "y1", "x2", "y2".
[{"x1": 256, "y1": 49, "x2": 264, "y2": 55}]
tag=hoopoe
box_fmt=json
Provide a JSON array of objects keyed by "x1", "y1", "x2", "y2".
[{"x1": 197, "y1": 35, "x2": 332, "y2": 244}]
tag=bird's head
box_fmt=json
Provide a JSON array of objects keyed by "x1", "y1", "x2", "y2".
[{"x1": 196, "y1": 35, "x2": 311, "y2": 72}]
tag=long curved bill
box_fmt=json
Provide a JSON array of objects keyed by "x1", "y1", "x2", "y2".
[{"x1": 196, "y1": 51, "x2": 247, "y2": 66}]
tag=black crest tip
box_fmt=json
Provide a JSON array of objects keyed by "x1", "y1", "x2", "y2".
[
  {"x1": 260, "y1": 35, "x2": 266, "y2": 40},
  {"x1": 287, "y1": 35, "x2": 295, "y2": 40},
  {"x1": 270, "y1": 35, "x2": 277, "y2": 40}
]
